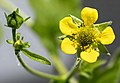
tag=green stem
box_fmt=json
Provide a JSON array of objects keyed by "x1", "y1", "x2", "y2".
[
  {"x1": 65, "y1": 58, "x2": 82, "y2": 82},
  {"x1": 12, "y1": 29, "x2": 16, "y2": 42},
  {"x1": 51, "y1": 54, "x2": 78, "y2": 83},
  {"x1": 11, "y1": 28, "x2": 60, "y2": 80},
  {"x1": 50, "y1": 54, "x2": 67, "y2": 75},
  {"x1": 16, "y1": 53, "x2": 60, "y2": 80}
]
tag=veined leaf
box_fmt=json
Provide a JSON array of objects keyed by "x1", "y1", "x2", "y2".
[
  {"x1": 80, "y1": 60, "x2": 105, "y2": 79},
  {"x1": 21, "y1": 49, "x2": 51, "y2": 65},
  {"x1": 79, "y1": 47, "x2": 120, "y2": 83}
]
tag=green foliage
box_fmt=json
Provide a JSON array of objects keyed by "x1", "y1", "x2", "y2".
[
  {"x1": 29, "y1": 0, "x2": 81, "y2": 54},
  {"x1": 95, "y1": 47, "x2": 120, "y2": 83},
  {"x1": 80, "y1": 60, "x2": 106, "y2": 79},
  {"x1": 79, "y1": 47, "x2": 120, "y2": 83},
  {"x1": 22, "y1": 49, "x2": 51, "y2": 65}
]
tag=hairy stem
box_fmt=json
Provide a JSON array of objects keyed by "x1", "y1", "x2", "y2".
[
  {"x1": 12, "y1": 29, "x2": 60, "y2": 80},
  {"x1": 16, "y1": 52, "x2": 60, "y2": 80},
  {"x1": 12, "y1": 29, "x2": 16, "y2": 42},
  {"x1": 65, "y1": 58, "x2": 82, "y2": 82}
]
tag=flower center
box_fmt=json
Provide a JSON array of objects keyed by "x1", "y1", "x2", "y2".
[{"x1": 73, "y1": 27, "x2": 99, "y2": 50}]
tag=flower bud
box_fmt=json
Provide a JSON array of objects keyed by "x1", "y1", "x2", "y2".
[
  {"x1": 14, "y1": 40, "x2": 24, "y2": 50},
  {"x1": 14, "y1": 40, "x2": 31, "y2": 50},
  {"x1": 5, "y1": 8, "x2": 24, "y2": 29}
]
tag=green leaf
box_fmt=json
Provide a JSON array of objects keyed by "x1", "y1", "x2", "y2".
[
  {"x1": 94, "y1": 21, "x2": 112, "y2": 31},
  {"x1": 21, "y1": 49, "x2": 51, "y2": 65},
  {"x1": 80, "y1": 60, "x2": 105, "y2": 79},
  {"x1": 81, "y1": 47, "x2": 120, "y2": 83},
  {"x1": 70, "y1": 14, "x2": 83, "y2": 27},
  {"x1": 98, "y1": 42, "x2": 110, "y2": 56},
  {"x1": 98, "y1": 46, "x2": 120, "y2": 83}
]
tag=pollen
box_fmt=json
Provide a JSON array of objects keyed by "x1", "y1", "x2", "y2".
[{"x1": 72, "y1": 27, "x2": 99, "y2": 50}]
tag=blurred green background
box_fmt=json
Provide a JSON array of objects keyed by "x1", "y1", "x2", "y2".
[{"x1": 0, "y1": 0, "x2": 120, "y2": 83}]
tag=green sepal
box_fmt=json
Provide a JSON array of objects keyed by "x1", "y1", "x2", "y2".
[
  {"x1": 23, "y1": 42, "x2": 31, "y2": 48},
  {"x1": 24, "y1": 17, "x2": 31, "y2": 22},
  {"x1": 16, "y1": 8, "x2": 19, "y2": 13},
  {"x1": 4, "y1": 12, "x2": 8, "y2": 21},
  {"x1": 14, "y1": 40, "x2": 30, "y2": 50},
  {"x1": 94, "y1": 21, "x2": 112, "y2": 31},
  {"x1": 58, "y1": 35, "x2": 75, "y2": 40},
  {"x1": 76, "y1": 47, "x2": 82, "y2": 58},
  {"x1": 21, "y1": 49, "x2": 51, "y2": 65},
  {"x1": 58, "y1": 35, "x2": 67, "y2": 40},
  {"x1": 69, "y1": 14, "x2": 83, "y2": 27},
  {"x1": 14, "y1": 40, "x2": 24, "y2": 50},
  {"x1": 4, "y1": 8, "x2": 26, "y2": 29},
  {"x1": 98, "y1": 42, "x2": 111, "y2": 56},
  {"x1": 6, "y1": 39, "x2": 14, "y2": 44}
]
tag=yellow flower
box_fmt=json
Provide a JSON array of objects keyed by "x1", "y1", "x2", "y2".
[{"x1": 59, "y1": 7, "x2": 115, "y2": 63}]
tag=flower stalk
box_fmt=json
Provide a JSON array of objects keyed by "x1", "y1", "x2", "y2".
[
  {"x1": 12, "y1": 28, "x2": 60, "y2": 80},
  {"x1": 16, "y1": 53, "x2": 60, "y2": 80},
  {"x1": 65, "y1": 57, "x2": 82, "y2": 82}
]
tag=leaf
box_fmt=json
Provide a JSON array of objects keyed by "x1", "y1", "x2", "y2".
[
  {"x1": 21, "y1": 49, "x2": 51, "y2": 65},
  {"x1": 29, "y1": 0, "x2": 81, "y2": 55},
  {"x1": 80, "y1": 60, "x2": 106, "y2": 79},
  {"x1": 81, "y1": 46, "x2": 120, "y2": 83},
  {"x1": 94, "y1": 46, "x2": 120, "y2": 83},
  {"x1": 98, "y1": 42, "x2": 111, "y2": 56},
  {"x1": 94, "y1": 21, "x2": 112, "y2": 31}
]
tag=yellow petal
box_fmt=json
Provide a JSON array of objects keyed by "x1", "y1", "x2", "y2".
[
  {"x1": 80, "y1": 49, "x2": 99, "y2": 63},
  {"x1": 81, "y1": 7, "x2": 98, "y2": 26},
  {"x1": 98, "y1": 26, "x2": 115, "y2": 45},
  {"x1": 61, "y1": 38, "x2": 77, "y2": 54},
  {"x1": 59, "y1": 17, "x2": 78, "y2": 35}
]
